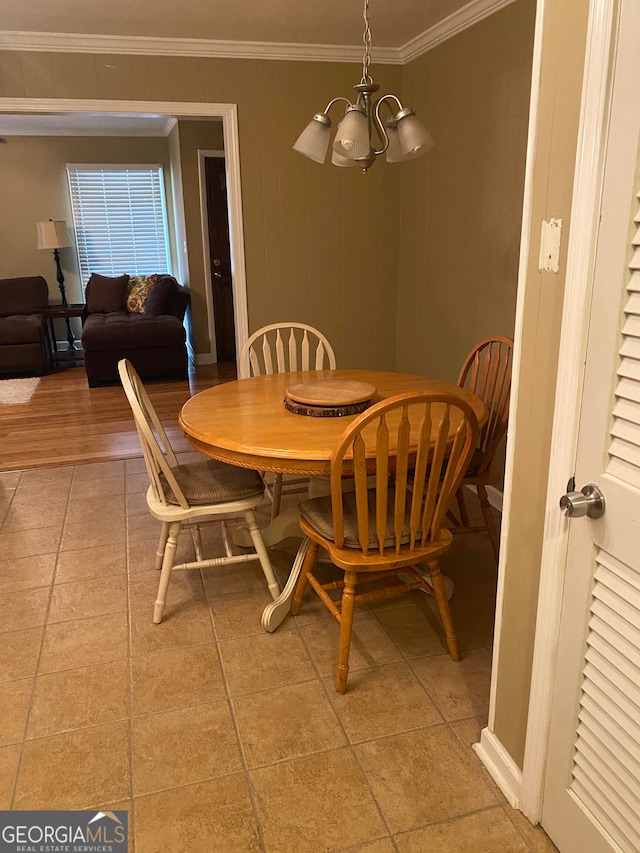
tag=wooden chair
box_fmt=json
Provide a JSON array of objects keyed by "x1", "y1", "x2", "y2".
[
  {"x1": 290, "y1": 391, "x2": 479, "y2": 693},
  {"x1": 239, "y1": 322, "x2": 337, "y2": 519},
  {"x1": 449, "y1": 335, "x2": 514, "y2": 561},
  {"x1": 118, "y1": 358, "x2": 280, "y2": 624}
]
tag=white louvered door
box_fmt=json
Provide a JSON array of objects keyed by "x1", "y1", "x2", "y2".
[{"x1": 541, "y1": 3, "x2": 640, "y2": 851}]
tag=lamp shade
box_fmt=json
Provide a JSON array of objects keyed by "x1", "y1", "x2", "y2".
[
  {"x1": 384, "y1": 121, "x2": 403, "y2": 163},
  {"x1": 36, "y1": 220, "x2": 71, "y2": 250},
  {"x1": 293, "y1": 115, "x2": 332, "y2": 164},
  {"x1": 396, "y1": 112, "x2": 434, "y2": 160},
  {"x1": 332, "y1": 108, "x2": 370, "y2": 160},
  {"x1": 331, "y1": 149, "x2": 358, "y2": 167}
]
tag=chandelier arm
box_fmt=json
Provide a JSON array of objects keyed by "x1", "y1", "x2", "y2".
[
  {"x1": 322, "y1": 96, "x2": 354, "y2": 116},
  {"x1": 371, "y1": 95, "x2": 404, "y2": 156}
]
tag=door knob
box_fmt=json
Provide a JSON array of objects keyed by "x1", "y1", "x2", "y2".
[{"x1": 559, "y1": 483, "x2": 605, "y2": 519}]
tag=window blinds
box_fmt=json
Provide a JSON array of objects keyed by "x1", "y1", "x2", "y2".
[{"x1": 66, "y1": 164, "x2": 171, "y2": 285}]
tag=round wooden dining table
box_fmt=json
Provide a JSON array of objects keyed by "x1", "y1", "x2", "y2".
[{"x1": 179, "y1": 368, "x2": 487, "y2": 631}]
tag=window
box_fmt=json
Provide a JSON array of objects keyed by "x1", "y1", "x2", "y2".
[{"x1": 66, "y1": 164, "x2": 172, "y2": 285}]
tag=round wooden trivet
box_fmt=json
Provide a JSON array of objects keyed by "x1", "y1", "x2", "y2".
[
  {"x1": 283, "y1": 395, "x2": 372, "y2": 417},
  {"x1": 286, "y1": 379, "x2": 376, "y2": 406}
]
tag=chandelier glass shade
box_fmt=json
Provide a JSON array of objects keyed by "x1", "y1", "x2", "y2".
[{"x1": 293, "y1": 0, "x2": 434, "y2": 173}]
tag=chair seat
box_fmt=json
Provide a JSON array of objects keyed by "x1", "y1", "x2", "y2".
[
  {"x1": 300, "y1": 488, "x2": 424, "y2": 549},
  {"x1": 161, "y1": 459, "x2": 265, "y2": 506}
]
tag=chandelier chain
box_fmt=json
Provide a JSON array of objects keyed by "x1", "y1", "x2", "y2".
[{"x1": 361, "y1": 0, "x2": 373, "y2": 84}]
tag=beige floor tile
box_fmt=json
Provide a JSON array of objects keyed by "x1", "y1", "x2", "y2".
[
  {"x1": 127, "y1": 514, "x2": 165, "y2": 544},
  {"x1": 0, "y1": 743, "x2": 21, "y2": 808},
  {"x1": 2, "y1": 527, "x2": 61, "y2": 561},
  {"x1": 65, "y1": 494, "x2": 125, "y2": 525},
  {"x1": 219, "y1": 629, "x2": 317, "y2": 696},
  {"x1": 0, "y1": 471, "x2": 21, "y2": 489},
  {"x1": 14, "y1": 720, "x2": 130, "y2": 809},
  {"x1": 134, "y1": 774, "x2": 261, "y2": 853},
  {"x1": 0, "y1": 587, "x2": 50, "y2": 632},
  {"x1": 69, "y1": 473, "x2": 125, "y2": 499},
  {"x1": 125, "y1": 491, "x2": 148, "y2": 515},
  {"x1": 39, "y1": 612, "x2": 129, "y2": 673},
  {"x1": 346, "y1": 841, "x2": 397, "y2": 853},
  {"x1": 125, "y1": 472, "x2": 149, "y2": 495},
  {"x1": 251, "y1": 748, "x2": 387, "y2": 853},
  {"x1": 234, "y1": 680, "x2": 346, "y2": 768},
  {"x1": 0, "y1": 554, "x2": 56, "y2": 593},
  {"x1": 208, "y1": 588, "x2": 274, "y2": 640},
  {"x1": 131, "y1": 644, "x2": 226, "y2": 716},
  {"x1": 18, "y1": 467, "x2": 73, "y2": 489},
  {"x1": 507, "y1": 807, "x2": 560, "y2": 852},
  {"x1": 125, "y1": 457, "x2": 147, "y2": 475},
  {"x1": 300, "y1": 613, "x2": 403, "y2": 678},
  {"x1": 60, "y1": 517, "x2": 126, "y2": 552},
  {"x1": 9, "y1": 481, "x2": 70, "y2": 507},
  {"x1": 131, "y1": 701, "x2": 243, "y2": 795},
  {"x1": 130, "y1": 602, "x2": 214, "y2": 655},
  {"x1": 356, "y1": 725, "x2": 496, "y2": 833},
  {"x1": 73, "y1": 460, "x2": 126, "y2": 480},
  {"x1": 410, "y1": 647, "x2": 493, "y2": 720},
  {"x1": 0, "y1": 679, "x2": 33, "y2": 745},
  {"x1": 55, "y1": 543, "x2": 127, "y2": 584},
  {"x1": 2, "y1": 503, "x2": 66, "y2": 532},
  {"x1": 395, "y1": 806, "x2": 529, "y2": 852},
  {"x1": 49, "y1": 574, "x2": 128, "y2": 622},
  {"x1": 0, "y1": 627, "x2": 43, "y2": 681},
  {"x1": 27, "y1": 660, "x2": 129, "y2": 738},
  {"x1": 375, "y1": 599, "x2": 482, "y2": 658},
  {"x1": 128, "y1": 567, "x2": 205, "y2": 612},
  {"x1": 327, "y1": 662, "x2": 442, "y2": 742}
]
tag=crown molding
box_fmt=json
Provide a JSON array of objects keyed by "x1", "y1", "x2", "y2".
[
  {"x1": 0, "y1": 0, "x2": 515, "y2": 65},
  {"x1": 0, "y1": 31, "x2": 400, "y2": 64},
  {"x1": 400, "y1": 0, "x2": 517, "y2": 61}
]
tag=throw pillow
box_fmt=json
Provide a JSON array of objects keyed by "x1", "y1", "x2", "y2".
[
  {"x1": 126, "y1": 274, "x2": 157, "y2": 313},
  {"x1": 86, "y1": 273, "x2": 129, "y2": 314},
  {"x1": 145, "y1": 274, "x2": 176, "y2": 316}
]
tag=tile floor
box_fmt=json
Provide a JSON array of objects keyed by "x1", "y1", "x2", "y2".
[{"x1": 0, "y1": 456, "x2": 557, "y2": 852}]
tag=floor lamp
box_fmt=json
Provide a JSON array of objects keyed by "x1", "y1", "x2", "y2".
[{"x1": 36, "y1": 219, "x2": 76, "y2": 350}]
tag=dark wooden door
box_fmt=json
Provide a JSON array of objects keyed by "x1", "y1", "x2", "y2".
[{"x1": 205, "y1": 156, "x2": 236, "y2": 363}]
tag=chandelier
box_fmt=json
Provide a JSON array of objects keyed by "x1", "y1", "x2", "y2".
[{"x1": 293, "y1": 0, "x2": 434, "y2": 173}]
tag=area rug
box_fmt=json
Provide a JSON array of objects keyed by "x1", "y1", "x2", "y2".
[{"x1": 0, "y1": 377, "x2": 41, "y2": 404}]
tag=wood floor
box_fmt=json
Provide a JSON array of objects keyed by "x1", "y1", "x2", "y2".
[{"x1": 0, "y1": 363, "x2": 237, "y2": 472}]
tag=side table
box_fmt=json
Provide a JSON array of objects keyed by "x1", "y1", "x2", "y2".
[{"x1": 44, "y1": 303, "x2": 85, "y2": 365}]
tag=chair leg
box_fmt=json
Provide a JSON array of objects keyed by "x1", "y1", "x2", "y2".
[
  {"x1": 244, "y1": 509, "x2": 281, "y2": 600},
  {"x1": 336, "y1": 570, "x2": 357, "y2": 693},
  {"x1": 154, "y1": 521, "x2": 180, "y2": 624},
  {"x1": 270, "y1": 473, "x2": 284, "y2": 521},
  {"x1": 290, "y1": 539, "x2": 320, "y2": 615},
  {"x1": 427, "y1": 558, "x2": 460, "y2": 661},
  {"x1": 456, "y1": 486, "x2": 470, "y2": 527},
  {"x1": 477, "y1": 484, "x2": 500, "y2": 562},
  {"x1": 155, "y1": 522, "x2": 170, "y2": 570},
  {"x1": 190, "y1": 524, "x2": 204, "y2": 561}
]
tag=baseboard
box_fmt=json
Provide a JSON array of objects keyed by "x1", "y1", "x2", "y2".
[
  {"x1": 465, "y1": 484, "x2": 503, "y2": 512},
  {"x1": 474, "y1": 727, "x2": 522, "y2": 809}
]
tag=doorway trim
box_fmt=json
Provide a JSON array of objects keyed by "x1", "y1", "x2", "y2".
[
  {"x1": 518, "y1": 0, "x2": 617, "y2": 823},
  {"x1": 0, "y1": 97, "x2": 249, "y2": 364},
  {"x1": 198, "y1": 149, "x2": 225, "y2": 363}
]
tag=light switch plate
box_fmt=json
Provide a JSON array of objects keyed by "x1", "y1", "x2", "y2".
[{"x1": 539, "y1": 218, "x2": 562, "y2": 273}]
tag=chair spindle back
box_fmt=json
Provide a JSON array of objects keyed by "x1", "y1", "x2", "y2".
[
  {"x1": 457, "y1": 336, "x2": 513, "y2": 475},
  {"x1": 239, "y1": 322, "x2": 336, "y2": 378},
  {"x1": 329, "y1": 392, "x2": 479, "y2": 556}
]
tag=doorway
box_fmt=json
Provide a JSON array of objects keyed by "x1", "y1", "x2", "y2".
[{"x1": 203, "y1": 155, "x2": 236, "y2": 364}]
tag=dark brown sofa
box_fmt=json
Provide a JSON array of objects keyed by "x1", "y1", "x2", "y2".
[
  {"x1": 81, "y1": 273, "x2": 190, "y2": 387},
  {"x1": 0, "y1": 276, "x2": 49, "y2": 376}
]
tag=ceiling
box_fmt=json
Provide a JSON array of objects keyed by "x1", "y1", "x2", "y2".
[
  {"x1": 1, "y1": 0, "x2": 473, "y2": 52},
  {"x1": 0, "y1": 0, "x2": 509, "y2": 136}
]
